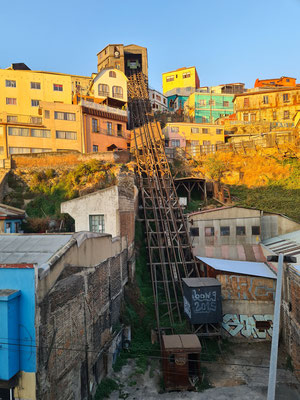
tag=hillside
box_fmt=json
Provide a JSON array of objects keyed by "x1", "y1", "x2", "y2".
[
  {"x1": 174, "y1": 144, "x2": 300, "y2": 221},
  {"x1": 4, "y1": 159, "x2": 132, "y2": 232}
]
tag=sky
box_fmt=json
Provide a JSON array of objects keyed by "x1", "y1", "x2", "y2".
[{"x1": 1, "y1": 0, "x2": 300, "y2": 92}]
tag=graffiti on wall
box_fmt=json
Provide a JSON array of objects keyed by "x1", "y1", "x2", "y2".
[
  {"x1": 218, "y1": 274, "x2": 276, "y2": 301},
  {"x1": 191, "y1": 289, "x2": 217, "y2": 314},
  {"x1": 222, "y1": 314, "x2": 273, "y2": 339}
]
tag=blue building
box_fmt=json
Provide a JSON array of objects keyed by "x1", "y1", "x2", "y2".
[{"x1": 0, "y1": 204, "x2": 25, "y2": 233}]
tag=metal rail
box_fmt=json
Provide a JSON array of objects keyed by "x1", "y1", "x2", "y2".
[{"x1": 128, "y1": 72, "x2": 199, "y2": 342}]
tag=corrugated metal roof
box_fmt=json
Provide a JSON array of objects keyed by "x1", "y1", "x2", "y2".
[
  {"x1": 195, "y1": 244, "x2": 265, "y2": 262},
  {"x1": 0, "y1": 234, "x2": 73, "y2": 267},
  {"x1": 197, "y1": 256, "x2": 277, "y2": 279},
  {"x1": 263, "y1": 229, "x2": 300, "y2": 265}
]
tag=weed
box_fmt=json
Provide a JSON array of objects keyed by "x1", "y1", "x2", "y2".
[
  {"x1": 94, "y1": 378, "x2": 119, "y2": 400},
  {"x1": 196, "y1": 367, "x2": 211, "y2": 392}
]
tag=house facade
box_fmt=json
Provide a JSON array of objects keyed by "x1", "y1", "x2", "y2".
[
  {"x1": 148, "y1": 89, "x2": 168, "y2": 112},
  {"x1": 233, "y1": 87, "x2": 300, "y2": 125},
  {"x1": 0, "y1": 204, "x2": 25, "y2": 233},
  {"x1": 163, "y1": 122, "x2": 225, "y2": 155},
  {"x1": 185, "y1": 91, "x2": 234, "y2": 123},
  {"x1": 162, "y1": 67, "x2": 200, "y2": 95}
]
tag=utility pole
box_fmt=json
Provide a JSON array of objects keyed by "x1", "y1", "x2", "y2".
[{"x1": 266, "y1": 254, "x2": 296, "y2": 400}]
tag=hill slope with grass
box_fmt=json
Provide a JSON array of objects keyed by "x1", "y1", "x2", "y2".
[
  {"x1": 174, "y1": 144, "x2": 300, "y2": 221},
  {"x1": 4, "y1": 159, "x2": 131, "y2": 232}
]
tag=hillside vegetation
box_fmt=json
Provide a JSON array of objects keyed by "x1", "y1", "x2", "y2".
[
  {"x1": 5, "y1": 159, "x2": 128, "y2": 231},
  {"x1": 175, "y1": 144, "x2": 300, "y2": 221}
]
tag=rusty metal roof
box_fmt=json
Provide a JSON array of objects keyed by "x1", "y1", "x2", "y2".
[{"x1": 162, "y1": 334, "x2": 201, "y2": 351}]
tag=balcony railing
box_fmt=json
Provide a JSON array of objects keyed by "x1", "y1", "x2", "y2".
[
  {"x1": 92, "y1": 127, "x2": 130, "y2": 139},
  {"x1": 98, "y1": 91, "x2": 109, "y2": 97},
  {"x1": 80, "y1": 100, "x2": 127, "y2": 117},
  {"x1": 112, "y1": 93, "x2": 123, "y2": 99},
  {"x1": 0, "y1": 113, "x2": 43, "y2": 125}
]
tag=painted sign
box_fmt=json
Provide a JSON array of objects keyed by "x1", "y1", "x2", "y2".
[
  {"x1": 192, "y1": 288, "x2": 217, "y2": 314},
  {"x1": 222, "y1": 314, "x2": 273, "y2": 339},
  {"x1": 218, "y1": 275, "x2": 276, "y2": 301}
]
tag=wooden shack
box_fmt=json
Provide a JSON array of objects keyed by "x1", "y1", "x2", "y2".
[{"x1": 161, "y1": 334, "x2": 202, "y2": 391}]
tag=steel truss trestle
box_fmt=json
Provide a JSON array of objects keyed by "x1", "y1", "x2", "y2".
[{"x1": 128, "y1": 72, "x2": 199, "y2": 342}]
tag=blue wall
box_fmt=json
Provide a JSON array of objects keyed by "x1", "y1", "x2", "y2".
[
  {"x1": 0, "y1": 268, "x2": 36, "y2": 373},
  {"x1": 194, "y1": 93, "x2": 234, "y2": 123},
  {"x1": 167, "y1": 95, "x2": 188, "y2": 111},
  {"x1": 4, "y1": 219, "x2": 22, "y2": 233}
]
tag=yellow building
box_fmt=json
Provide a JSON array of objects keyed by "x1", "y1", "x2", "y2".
[
  {"x1": 163, "y1": 122, "x2": 224, "y2": 156},
  {"x1": 0, "y1": 64, "x2": 92, "y2": 118},
  {"x1": 234, "y1": 87, "x2": 300, "y2": 126},
  {"x1": 0, "y1": 64, "x2": 94, "y2": 159},
  {"x1": 0, "y1": 101, "x2": 83, "y2": 158},
  {"x1": 91, "y1": 68, "x2": 128, "y2": 107},
  {"x1": 162, "y1": 67, "x2": 200, "y2": 95}
]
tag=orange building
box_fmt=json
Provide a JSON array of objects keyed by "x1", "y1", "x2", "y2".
[
  {"x1": 255, "y1": 76, "x2": 296, "y2": 88},
  {"x1": 81, "y1": 100, "x2": 129, "y2": 153}
]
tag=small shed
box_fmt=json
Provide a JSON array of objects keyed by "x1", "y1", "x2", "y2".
[
  {"x1": 162, "y1": 334, "x2": 202, "y2": 391},
  {"x1": 183, "y1": 278, "x2": 222, "y2": 324}
]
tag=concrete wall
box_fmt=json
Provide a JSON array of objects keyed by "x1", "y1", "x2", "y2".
[
  {"x1": 36, "y1": 241, "x2": 129, "y2": 400},
  {"x1": 282, "y1": 264, "x2": 300, "y2": 379},
  {"x1": 213, "y1": 271, "x2": 275, "y2": 341},
  {"x1": 61, "y1": 186, "x2": 120, "y2": 237},
  {"x1": 188, "y1": 208, "x2": 300, "y2": 254}
]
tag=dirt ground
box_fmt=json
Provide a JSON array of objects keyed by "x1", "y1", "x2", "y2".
[{"x1": 109, "y1": 341, "x2": 300, "y2": 399}]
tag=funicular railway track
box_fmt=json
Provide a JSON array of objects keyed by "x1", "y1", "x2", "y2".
[{"x1": 128, "y1": 72, "x2": 199, "y2": 342}]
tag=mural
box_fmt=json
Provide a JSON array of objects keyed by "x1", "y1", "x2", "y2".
[
  {"x1": 218, "y1": 274, "x2": 276, "y2": 301},
  {"x1": 222, "y1": 314, "x2": 273, "y2": 339}
]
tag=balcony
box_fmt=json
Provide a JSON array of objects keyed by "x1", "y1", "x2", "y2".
[
  {"x1": 93, "y1": 127, "x2": 129, "y2": 138},
  {"x1": 80, "y1": 100, "x2": 127, "y2": 117},
  {"x1": 0, "y1": 113, "x2": 43, "y2": 125},
  {"x1": 112, "y1": 92, "x2": 123, "y2": 99},
  {"x1": 98, "y1": 91, "x2": 109, "y2": 97}
]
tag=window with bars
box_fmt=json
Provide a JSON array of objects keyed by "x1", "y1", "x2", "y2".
[
  {"x1": 92, "y1": 119, "x2": 99, "y2": 132},
  {"x1": 107, "y1": 122, "x2": 112, "y2": 134},
  {"x1": 112, "y1": 86, "x2": 123, "y2": 99},
  {"x1": 109, "y1": 71, "x2": 116, "y2": 78},
  {"x1": 191, "y1": 127, "x2": 199, "y2": 133},
  {"x1": 89, "y1": 215, "x2": 105, "y2": 233},
  {"x1": 98, "y1": 84, "x2": 109, "y2": 96}
]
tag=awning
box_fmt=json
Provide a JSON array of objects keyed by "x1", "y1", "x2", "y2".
[{"x1": 197, "y1": 256, "x2": 276, "y2": 279}]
